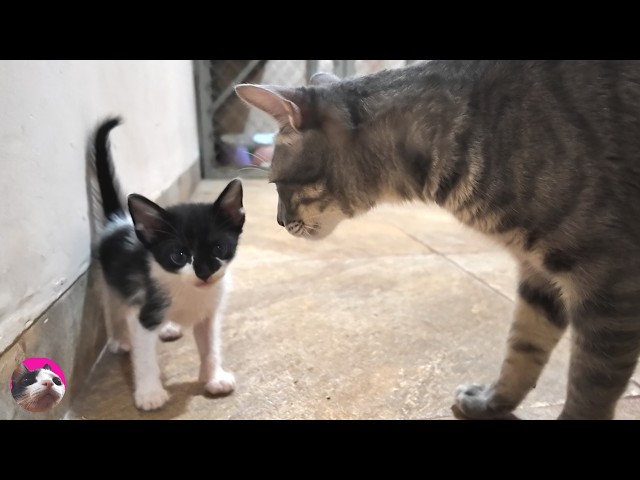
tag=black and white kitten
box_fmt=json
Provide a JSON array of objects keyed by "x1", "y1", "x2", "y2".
[
  {"x1": 94, "y1": 117, "x2": 245, "y2": 411},
  {"x1": 11, "y1": 364, "x2": 65, "y2": 413}
]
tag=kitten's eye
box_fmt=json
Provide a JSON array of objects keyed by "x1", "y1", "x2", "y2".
[
  {"x1": 214, "y1": 244, "x2": 228, "y2": 257},
  {"x1": 52, "y1": 377, "x2": 62, "y2": 386},
  {"x1": 170, "y1": 250, "x2": 189, "y2": 267}
]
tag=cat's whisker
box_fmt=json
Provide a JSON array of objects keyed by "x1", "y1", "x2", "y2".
[{"x1": 241, "y1": 155, "x2": 272, "y2": 170}]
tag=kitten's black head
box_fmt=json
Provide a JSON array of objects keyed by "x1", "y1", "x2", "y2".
[
  {"x1": 128, "y1": 179, "x2": 245, "y2": 282},
  {"x1": 11, "y1": 363, "x2": 65, "y2": 413}
]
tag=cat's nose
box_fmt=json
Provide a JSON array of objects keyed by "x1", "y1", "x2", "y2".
[
  {"x1": 42, "y1": 380, "x2": 53, "y2": 388},
  {"x1": 195, "y1": 270, "x2": 211, "y2": 281},
  {"x1": 194, "y1": 265, "x2": 214, "y2": 281},
  {"x1": 277, "y1": 214, "x2": 284, "y2": 227}
]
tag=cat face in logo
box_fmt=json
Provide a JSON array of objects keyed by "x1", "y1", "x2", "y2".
[{"x1": 11, "y1": 363, "x2": 65, "y2": 413}]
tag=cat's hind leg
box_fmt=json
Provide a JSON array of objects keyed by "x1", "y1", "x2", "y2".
[
  {"x1": 455, "y1": 263, "x2": 568, "y2": 419},
  {"x1": 101, "y1": 283, "x2": 132, "y2": 354},
  {"x1": 559, "y1": 281, "x2": 640, "y2": 419},
  {"x1": 194, "y1": 313, "x2": 235, "y2": 396}
]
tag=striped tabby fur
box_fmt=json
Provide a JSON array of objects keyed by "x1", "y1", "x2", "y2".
[{"x1": 235, "y1": 60, "x2": 640, "y2": 419}]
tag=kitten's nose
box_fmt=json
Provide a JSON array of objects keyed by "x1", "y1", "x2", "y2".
[
  {"x1": 194, "y1": 265, "x2": 213, "y2": 281},
  {"x1": 42, "y1": 380, "x2": 53, "y2": 388},
  {"x1": 195, "y1": 271, "x2": 211, "y2": 281}
]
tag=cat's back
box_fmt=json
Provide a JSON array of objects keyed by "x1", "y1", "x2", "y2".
[
  {"x1": 427, "y1": 59, "x2": 640, "y2": 89},
  {"x1": 465, "y1": 62, "x2": 640, "y2": 250},
  {"x1": 456, "y1": 60, "x2": 640, "y2": 190},
  {"x1": 410, "y1": 61, "x2": 640, "y2": 253}
]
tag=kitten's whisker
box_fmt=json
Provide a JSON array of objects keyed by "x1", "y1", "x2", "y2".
[{"x1": 147, "y1": 228, "x2": 181, "y2": 237}]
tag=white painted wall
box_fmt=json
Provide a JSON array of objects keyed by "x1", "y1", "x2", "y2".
[{"x1": 0, "y1": 60, "x2": 199, "y2": 352}]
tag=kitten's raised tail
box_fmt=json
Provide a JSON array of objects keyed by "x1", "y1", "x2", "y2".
[{"x1": 94, "y1": 117, "x2": 124, "y2": 220}]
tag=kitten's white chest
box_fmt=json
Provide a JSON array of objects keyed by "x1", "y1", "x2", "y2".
[{"x1": 150, "y1": 262, "x2": 229, "y2": 326}]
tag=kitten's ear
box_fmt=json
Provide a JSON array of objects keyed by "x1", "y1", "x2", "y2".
[
  {"x1": 128, "y1": 194, "x2": 168, "y2": 245},
  {"x1": 234, "y1": 84, "x2": 302, "y2": 130},
  {"x1": 43, "y1": 364, "x2": 51, "y2": 370},
  {"x1": 310, "y1": 72, "x2": 340, "y2": 86},
  {"x1": 214, "y1": 179, "x2": 244, "y2": 227},
  {"x1": 12, "y1": 364, "x2": 29, "y2": 383}
]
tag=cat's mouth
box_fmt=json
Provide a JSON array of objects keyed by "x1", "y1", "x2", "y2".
[
  {"x1": 285, "y1": 217, "x2": 343, "y2": 240},
  {"x1": 285, "y1": 220, "x2": 321, "y2": 239},
  {"x1": 20, "y1": 391, "x2": 63, "y2": 412},
  {"x1": 26, "y1": 389, "x2": 62, "y2": 404},
  {"x1": 194, "y1": 273, "x2": 223, "y2": 287},
  {"x1": 41, "y1": 390, "x2": 62, "y2": 401}
]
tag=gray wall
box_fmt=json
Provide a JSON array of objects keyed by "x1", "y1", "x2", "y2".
[{"x1": 0, "y1": 60, "x2": 199, "y2": 355}]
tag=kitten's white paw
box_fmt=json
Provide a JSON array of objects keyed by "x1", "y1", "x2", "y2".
[
  {"x1": 159, "y1": 322, "x2": 183, "y2": 342},
  {"x1": 454, "y1": 383, "x2": 514, "y2": 420},
  {"x1": 135, "y1": 387, "x2": 169, "y2": 411},
  {"x1": 204, "y1": 370, "x2": 236, "y2": 396},
  {"x1": 108, "y1": 338, "x2": 131, "y2": 354}
]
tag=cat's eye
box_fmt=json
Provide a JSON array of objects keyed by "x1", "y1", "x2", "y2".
[
  {"x1": 170, "y1": 250, "x2": 189, "y2": 267},
  {"x1": 214, "y1": 243, "x2": 228, "y2": 257},
  {"x1": 52, "y1": 377, "x2": 62, "y2": 386}
]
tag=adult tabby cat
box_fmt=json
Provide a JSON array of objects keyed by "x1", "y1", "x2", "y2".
[
  {"x1": 94, "y1": 118, "x2": 244, "y2": 410},
  {"x1": 235, "y1": 60, "x2": 640, "y2": 420}
]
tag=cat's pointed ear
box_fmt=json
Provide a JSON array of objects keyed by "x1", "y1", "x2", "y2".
[
  {"x1": 12, "y1": 364, "x2": 29, "y2": 383},
  {"x1": 43, "y1": 364, "x2": 51, "y2": 370},
  {"x1": 128, "y1": 194, "x2": 168, "y2": 245},
  {"x1": 234, "y1": 84, "x2": 302, "y2": 130},
  {"x1": 310, "y1": 72, "x2": 340, "y2": 86},
  {"x1": 214, "y1": 178, "x2": 244, "y2": 228}
]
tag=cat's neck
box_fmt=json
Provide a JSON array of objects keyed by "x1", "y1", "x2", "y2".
[{"x1": 334, "y1": 61, "x2": 477, "y2": 211}]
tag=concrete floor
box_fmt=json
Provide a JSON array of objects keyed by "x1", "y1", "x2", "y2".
[{"x1": 69, "y1": 179, "x2": 640, "y2": 420}]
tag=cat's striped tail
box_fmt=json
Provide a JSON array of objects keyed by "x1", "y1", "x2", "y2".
[{"x1": 94, "y1": 117, "x2": 124, "y2": 220}]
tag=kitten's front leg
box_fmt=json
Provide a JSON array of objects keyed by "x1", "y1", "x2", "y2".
[
  {"x1": 455, "y1": 264, "x2": 568, "y2": 419},
  {"x1": 193, "y1": 314, "x2": 235, "y2": 396},
  {"x1": 130, "y1": 308, "x2": 169, "y2": 411}
]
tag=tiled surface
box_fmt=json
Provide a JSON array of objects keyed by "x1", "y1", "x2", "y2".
[{"x1": 68, "y1": 179, "x2": 640, "y2": 420}]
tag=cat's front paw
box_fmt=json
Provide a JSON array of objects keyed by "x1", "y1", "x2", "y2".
[
  {"x1": 135, "y1": 387, "x2": 169, "y2": 411},
  {"x1": 454, "y1": 383, "x2": 515, "y2": 420},
  {"x1": 204, "y1": 370, "x2": 236, "y2": 396},
  {"x1": 159, "y1": 322, "x2": 183, "y2": 342}
]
